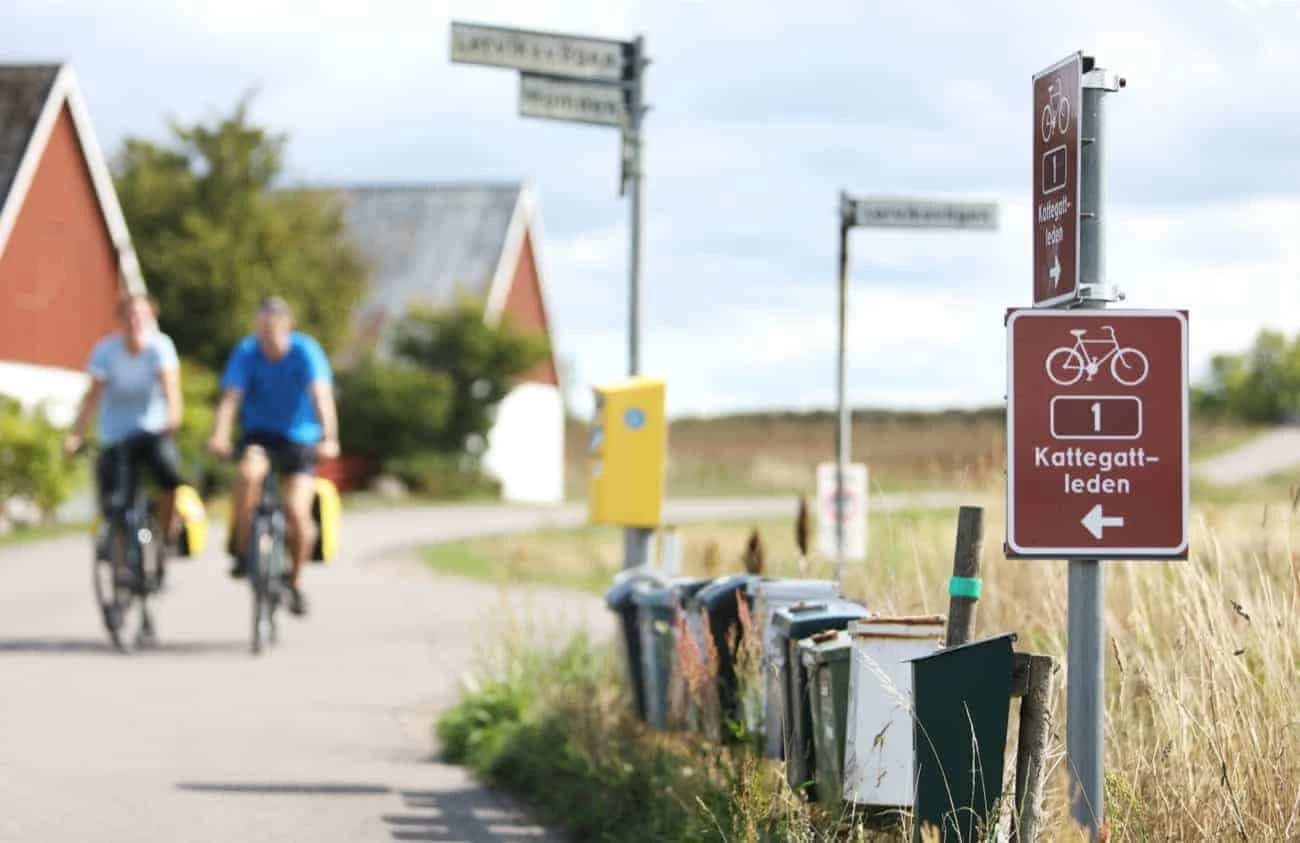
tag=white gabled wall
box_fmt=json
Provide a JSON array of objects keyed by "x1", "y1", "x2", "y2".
[
  {"x1": 482, "y1": 382, "x2": 565, "y2": 504},
  {"x1": 0, "y1": 361, "x2": 88, "y2": 426}
]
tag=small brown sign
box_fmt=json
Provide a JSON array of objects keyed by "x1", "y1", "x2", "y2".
[
  {"x1": 1032, "y1": 54, "x2": 1082, "y2": 306},
  {"x1": 1007, "y1": 309, "x2": 1189, "y2": 558}
]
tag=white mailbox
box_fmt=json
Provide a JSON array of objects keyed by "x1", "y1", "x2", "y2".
[{"x1": 842, "y1": 615, "x2": 946, "y2": 808}]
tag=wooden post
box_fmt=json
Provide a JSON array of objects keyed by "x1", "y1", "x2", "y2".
[
  {"x1": 945, "y1": 506, "x2": 984, "y2": 648},
  {"x1": 1012, "y1": 654, "x2": 1057, "y2": 843}
]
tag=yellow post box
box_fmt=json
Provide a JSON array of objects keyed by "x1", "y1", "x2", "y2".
[{"x1": 588, "y1": 377, "x2": 666, "y2": 527}]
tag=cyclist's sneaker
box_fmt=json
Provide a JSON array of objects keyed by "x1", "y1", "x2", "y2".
[
  {"x1": 286, "y1": 579, "x2": 309, "y2": 618},
  {"x1": 229, "y1": 556, "x2": 248, "y2": 579}
]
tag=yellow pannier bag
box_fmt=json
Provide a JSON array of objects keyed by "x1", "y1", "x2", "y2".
[
  {"x1": 310, "y1": 477, "x2": 340, "y2": 563},
  {"x1": 174, "y1": 484, "x2": 208, "y2": 557}
]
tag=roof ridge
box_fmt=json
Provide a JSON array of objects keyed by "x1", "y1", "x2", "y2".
[{"x1": 288, "y1": 181, "x2": 523, "y2": 193}]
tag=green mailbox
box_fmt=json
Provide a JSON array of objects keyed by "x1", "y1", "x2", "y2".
[
  {"x1": 910, "y1": 633, "x2": 1016, "y2": 842},
  {"x1": 799, "y1": 629, "x2": 853, "y2": 812},
  {"x1": 772, "y1": 599, "x2": 869, "y2": 798}
]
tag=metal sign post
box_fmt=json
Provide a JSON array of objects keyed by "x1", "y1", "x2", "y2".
[
  {"x1": 835, "y1": 194, "x2": 997, "y2": 583},
  {"x1": 451, "y1": 21, "x2": 651, "y2": 569},
  {"x1": 1022, "y1": 53, "x2": 1128, "y2": 839}
]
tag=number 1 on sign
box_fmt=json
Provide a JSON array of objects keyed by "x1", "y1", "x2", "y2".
[{"x1": 1091, "y1": 401, "x2": 1101, "y2": 433}]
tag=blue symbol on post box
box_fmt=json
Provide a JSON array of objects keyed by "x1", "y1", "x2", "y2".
[{"x1": 624, "y1": 408, "x2": 646, "y2": 430}]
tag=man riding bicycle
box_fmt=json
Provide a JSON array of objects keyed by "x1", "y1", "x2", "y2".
[
  {"x1": 64, "y1": 294, "x2": 185, "y2": 561},
  {"x1": 208, "y1": 297, "x2": 339, "y2": 617}
]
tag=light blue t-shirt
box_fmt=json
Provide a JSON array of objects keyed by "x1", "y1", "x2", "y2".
[
  {"x1": 220, "y1": 333, "x2": 332, "y2": 445},
  {"x1": 88, "y1": 332, "x2": 179, "y2": 446}
]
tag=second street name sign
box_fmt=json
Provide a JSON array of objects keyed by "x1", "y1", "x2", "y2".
[
  {"x1": 1007, "y1": 309, "x2": 1188, "y2": 558},
  {"x1": 844, "y1": 196, "x2": 998, "y2": 230},
  {"x1": 451, "y1": 22, "x2": 630, "y2": 83},
  {"x1": 519, "y1": 74, "x2": 627, "y2": 127}
]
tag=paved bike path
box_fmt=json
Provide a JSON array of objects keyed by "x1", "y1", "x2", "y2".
[{"x1": 0, "y1": 494, "x2": 954, "y2": 842}]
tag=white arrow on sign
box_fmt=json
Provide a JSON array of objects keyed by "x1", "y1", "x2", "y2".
[
  {"x1": 1049, "y1": 253, "x2": 1062, "y2": 288},
  {"x1": 1081, "y1": 504, "x2": 1125, "y2": 539}
]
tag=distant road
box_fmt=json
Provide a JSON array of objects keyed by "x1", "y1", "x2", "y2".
[
  {"x1": 0, "y1": 492, "x2": 958, "y2": 842},
  {"x1": 1194, "y1": 427, "x2": 1300, "y2": 486}
]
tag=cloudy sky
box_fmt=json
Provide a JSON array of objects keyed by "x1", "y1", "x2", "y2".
[{"x1": 5, "y1": 0, "x2": 1299, "y2": 416}]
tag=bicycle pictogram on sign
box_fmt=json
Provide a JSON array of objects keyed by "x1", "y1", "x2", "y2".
[
  {"x1": 1045, "y1": 326, "x2": 1149, "y2": 387},
  {"x1": 1040, "y1": 77, "x2": 1071, "y2": 142}
]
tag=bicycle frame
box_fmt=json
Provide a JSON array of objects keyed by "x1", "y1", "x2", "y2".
[{"x1": 1071, "y1": 330, "x2": 1122, "y2": 369}]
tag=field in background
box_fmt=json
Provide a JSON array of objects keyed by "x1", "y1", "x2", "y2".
[{"x1": 565, "y1": 409, "x2": 1265, "y2": 500}]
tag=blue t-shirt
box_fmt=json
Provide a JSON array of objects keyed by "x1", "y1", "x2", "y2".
[
  {"x1": 221, "y1": 333, "x2": 333, "y2": 444},
  {"x1": 88, "y1": 332, "x2": 179, "y2": 446}
]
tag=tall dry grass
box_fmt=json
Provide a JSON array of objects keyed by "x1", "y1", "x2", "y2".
[{"x1": 822, "y1": 492, "x2": 1300, "y2": 840}]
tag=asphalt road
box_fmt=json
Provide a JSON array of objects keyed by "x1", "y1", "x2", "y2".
[{"x1": 0, "y1": 493, "x2": 955, "y2": 842}]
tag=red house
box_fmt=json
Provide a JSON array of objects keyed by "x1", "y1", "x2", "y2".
[
  {"x1": 0, "y1": 64, "x2": 144, "y2": 424},
  {"x1": 328, "y1": 183, "x2": 565, "y2": 503}
]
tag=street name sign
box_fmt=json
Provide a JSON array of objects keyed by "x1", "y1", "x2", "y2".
[
  {"x1": 451, "y1": 22, "x2": 630, "y2": 82},
  {"x1": 1006, "y1": 309, "x2": 1188, "y2": 558},
  {"x1": 843, "y1": 196, "x2": 998, "y2": 230},
  {"x1": 1033, "y1": 53, "x2": 1082, "y2": 306},
  {"x1": 817, "y1": 462, "x2": 867, "y2": 560},
  {"x1": 519, "y1": 73, "x2": 627, "y2": 127}
]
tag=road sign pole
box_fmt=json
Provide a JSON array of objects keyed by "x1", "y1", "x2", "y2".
[
  {"x1": 623, "y1": 36, "x2": 651, "y2": 570},
  {"x1": 1066, "y1": 64, "x2": 1123, "y2": 837},
  {"x1": 835, "y1": 199, "x2": 850, "y2": 583}
]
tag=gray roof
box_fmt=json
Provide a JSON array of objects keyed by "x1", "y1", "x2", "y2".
[
  {"x1": 333, "y1": 183, "x2": 522, "y2": 318},
  {"x1": 0, "y1": 65, "x2": 59, "y2": 215}
]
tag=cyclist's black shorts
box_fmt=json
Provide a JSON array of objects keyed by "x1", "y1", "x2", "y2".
[
  {"x1": 97, "y1": 432, "x2": 184, "y2": 514},
  {"x1": 236, "y1": 432, "x2": 317, "y2": 477}
]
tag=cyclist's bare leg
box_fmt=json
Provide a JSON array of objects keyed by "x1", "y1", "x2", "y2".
[
  {"x1": 156, "y1": 490, "x2": 177, "y2": 545},
  {"x1": 234, "y1": 447, "x2": 270, "y2": 560},
  {"x1": 283, "y1": 473, "x2": 317, "y2": 587}
]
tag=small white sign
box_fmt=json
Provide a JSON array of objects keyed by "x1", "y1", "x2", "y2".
[{"x1": 816, "y1": 462, "x2": 868, "y2": 560}]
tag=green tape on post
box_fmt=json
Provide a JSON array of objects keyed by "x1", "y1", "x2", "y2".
[{"x1": 949, "y1": 576, "x2": 982, "y2": 600}]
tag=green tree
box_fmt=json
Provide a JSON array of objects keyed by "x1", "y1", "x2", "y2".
[
  {"x1": 333, "y1": 304, "x2": 547, "y2": 494},
  {"x1": 114, "y1": 100, "x2": 367, "y2": 371},
  {"x1": 0, "y1": 398, "x2": 79, "y2": 519},
  {"x1": 389, "y1": 304, "x2": 548, "y2": 459},
  {"x1": 1195, "y1": 330, "x2": 1300, "y2": 422}
]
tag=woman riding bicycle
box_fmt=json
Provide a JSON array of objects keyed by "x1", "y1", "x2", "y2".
[{"x1": 63, "y1": 294, "x2": 185, "y2": 557}]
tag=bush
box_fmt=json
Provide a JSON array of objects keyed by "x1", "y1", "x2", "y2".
[
  {"x1": 436, "y1": 634, "x2": 820, "y2": 842},
  {"x1": 1195, "y1": 330, "x2": 1300, "y2": 422},
  {"x1": 336, "y1": 359, "x2": 452, "y2": 460},
  {"x1": 0, "y1": 397, "x2": 79, "y2": 519},
  {"x1": 384, "y1": 451, "x2": 499, "y2": 499}
]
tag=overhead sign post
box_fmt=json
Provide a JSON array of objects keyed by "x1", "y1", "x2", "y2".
[
  {"x1": 835, "y1": 195, "x2": 998, "y2": 583},
  {"x1": 1016, "y1": 53, "x2": 1130, "y2": 840},
  {"x1": 1007, "y1": 309, "x2": 1188, "y2": 557},
  {"x1": 451, "y1": 21, "x2": 650, "y2": 570}
]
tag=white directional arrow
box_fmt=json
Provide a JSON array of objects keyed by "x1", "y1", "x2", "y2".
[
  {"x1": 1081, "y1": 504, "x2": 1125, "y2": 540},
  {"x1": 1048, "y1": 253, "x2": 1062, "y2": 288}
]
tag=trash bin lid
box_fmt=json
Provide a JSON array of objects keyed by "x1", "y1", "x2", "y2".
[
  {"x1": 669, "y1": 577, "x2": 710, "y2": 602},
  {"x1": 747, "y1": 577, "x2": 838, "y2": 602},
  {"x1": 631, "y1": 583, "x2": 676, "y2": 608},
  {"x1": 773, "y1": 599, "x2": 870, "y2": 637},
  {"x1": 798, "y1": 629, "x2": 851, "y2": 666},
  {"x1": 695, "y1": 574, "x2": 758, "y2": 610},
  {"x1": 604, "y1": 568, "x2": 668, "y2": 610},
  {"x1": 847, "y1": 614, "x2": 946, "y2": 639}
]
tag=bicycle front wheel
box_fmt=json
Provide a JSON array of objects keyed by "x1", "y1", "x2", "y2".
[
  {"x1": 1111, "y1": 348, "x2": 1149, "y2": 386},
  {"x1": 249, "y1": 518, "x2": 274, "y2": 655},
  {"x1": 93, "y1": 523, "x2": 133, "y2": 653}
]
